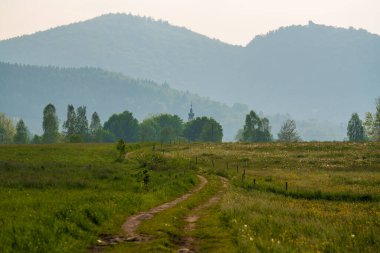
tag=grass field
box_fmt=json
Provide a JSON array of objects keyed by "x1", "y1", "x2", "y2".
[
  {"x1": 0, "y1": 142, "x2": 379, "y2": 252},
  {"x1": 0, "y1": 143, "x2": 197, "y2": 253},
  {"x1": 167, "y1": 142, "x2": 380, "y2": 252}
]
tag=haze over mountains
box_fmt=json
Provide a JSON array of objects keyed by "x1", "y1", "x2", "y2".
[
  {"x1": 0, "y1": 62, "x2": 248, "y2": 140},
  {"x1": 1, "y1": 13, "x2": 379, "y2": 140}
]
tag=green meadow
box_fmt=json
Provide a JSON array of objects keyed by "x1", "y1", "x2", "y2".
[
  {"x1": 0, "y1": 143, "x2": 197, "y2": 253},
  {"x1": 0, "y1": 142, "x2": 379, "y2": 252},
  {"x1": 168, "y1": 142, "x2": 380, "y2": 253}
]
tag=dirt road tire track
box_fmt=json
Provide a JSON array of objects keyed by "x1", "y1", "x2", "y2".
[
  {"x1": 89, "y1": 175, "x2": 208, "y2": 251},
  {"x1": 177, "y1": 176, "x2": 229, "y2": 253}
]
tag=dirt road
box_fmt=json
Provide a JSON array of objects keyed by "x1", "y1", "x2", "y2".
[
  {"x1": 177, "y1": 177, "x2": 229, "y2": 253},
  {"x1": 90, "y1": 175, "x2": 208, "y2": 251},
  {"x1": 121, "y1": 175, "x2": 208, "y2": 239}
]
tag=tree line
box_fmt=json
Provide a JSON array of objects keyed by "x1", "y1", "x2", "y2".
[
  {"x1": 1, "y1": 106, "x2": 295, "y2": 144},
  {"x1": 236, "y1": 110, "x2": 301, "y2": 142},
  {"x1": 0, "y1": 105, "x2": 304, "y2": 144},
  {"x1": 346, "y1": 98, "x2": 380, "y2": 141},
  {"x1": 238, "y1": 97, "x2": 380, "y2": 143},
  {"x1": 0, "y1": 104, "x2": 223, "y2": 144},
  {"x1": 2, "y1": 97, "x2": 379, "y2": 144}
]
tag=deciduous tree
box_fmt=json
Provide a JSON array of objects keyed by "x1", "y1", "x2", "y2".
[
  {"x1": 374, "y1": 98, "x2": 380, "y2": 141},
  {"x1": 363, "y1": 112, "x2": 374, "y2": 141},
  {"x1": 0, "y1": 113, "x2": 16, "y2": 144},
  {"x1": 155, "y1": 114, "x2": 183, "y2": 143},
  {"x1": 104, "y1": 111, "x2": 139, "y2": 142},
  {"x1": 139, "y1": 118, "x2": 160, "y2": 142},
  {"x1": 240, "y1": 110, "x2": 272, "y2": 142},
  {"x1": 138, "y1": 114, "x2": 183, "y2": 143},
  {"x1": 183, "y1": 116, "x2": 223, "y2": 142},
  {"x1": 31, "y1": 134, "x2": 42, "y2": 144},
  {"x1": 277, "y1": 119, "x2": 301, "y2": 142},
  {"x1": 75, "y1": 106, "x2": 88, "y2": 138},
  {"x1": 89, "y1": 112, "x2": 102, "y2": 134},
  {"x1": 63, "y1": 104, "x2": 76, "y2": 136}
]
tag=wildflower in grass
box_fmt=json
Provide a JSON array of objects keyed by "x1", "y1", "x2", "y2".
[{"x1": 351, "y1": 234, "x2": 355, "y2": 238}]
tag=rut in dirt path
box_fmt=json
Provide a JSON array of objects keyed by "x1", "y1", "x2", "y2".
[
  {"x1": 178, "y1": 177, "x2": 229, "y2": 253},
  {"x1": 89, "y1": 175, "x2": 208, "y2": 251},
  {"x1": 122, "y1": 175, "x2": 208, "y2": 239}
]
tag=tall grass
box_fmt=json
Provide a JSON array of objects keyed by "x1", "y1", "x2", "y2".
[
  {"x1": 1, "y1": 142, "x2": 380, "y2": 252},
  {"x1": 164, "y1": 142, "x2": 380, "y2": 252},
  {"x1": 0, "y1": 144, "x2": 197, "y2": 253}
]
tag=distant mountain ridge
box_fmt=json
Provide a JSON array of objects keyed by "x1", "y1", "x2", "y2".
[
  {"x1": 1, "y1": 13, "x2": 379, "y2": 139},
  {"x1": 0, "y1": 62, "x2": 247, "y2": 140},
  {"x1": 0, "y1": 14, "x2": 241, "y2": 98}
]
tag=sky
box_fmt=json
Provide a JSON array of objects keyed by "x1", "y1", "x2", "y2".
[{"x1": 0, "y1": 0, "x2": 379, "y2": 46}]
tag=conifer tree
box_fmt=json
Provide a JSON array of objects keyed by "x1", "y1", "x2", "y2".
[
  {"x1": 42, "y1": 104, "x2": 59, "y2": 143},
  {"x1": 347, "y1": 113, "x2": 365, "y2": 141},
  {"x1": 14, "y1": 119, "x2": 29, "y2": 144}
]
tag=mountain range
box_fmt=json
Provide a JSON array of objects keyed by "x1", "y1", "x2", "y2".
[{"x1": 1, "y1": 13, "x2": 379, "y2": 140}]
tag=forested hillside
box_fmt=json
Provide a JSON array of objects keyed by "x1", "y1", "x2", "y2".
[
  {"x1": 0, "y1": 13, "x2": 241, "y2": 100},
  {"x1": 241, "y1": 21, "x2": 380, "y2": 121},
  {"x1": 0, "y1": 14, "x2": 379, "y2": 125},
  {"x1": 0, "y1": 62, "x2": 247, "y2": 140}
]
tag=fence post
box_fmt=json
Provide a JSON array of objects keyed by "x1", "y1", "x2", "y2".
[{"x1": 242, "y1": 169, "x2": 246, "y2": 183}]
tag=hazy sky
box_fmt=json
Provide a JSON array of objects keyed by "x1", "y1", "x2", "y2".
[{"x1": 1, "y1": 0, "x2": 379, "y2": 45}]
